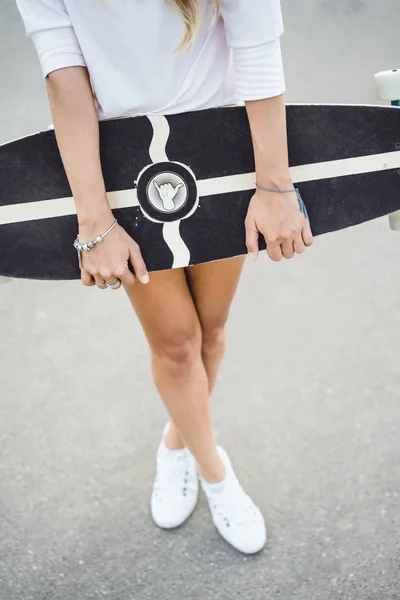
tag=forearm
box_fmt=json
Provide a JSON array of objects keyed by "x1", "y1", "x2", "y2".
[
  {"x1": 46, "y1": 66, "x2": 112, "y2": 228},
  {"x1": 245, "y1": 93, "x2": 292, "y2": 190}
]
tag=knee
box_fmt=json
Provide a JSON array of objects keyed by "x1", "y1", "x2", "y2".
[
  {"x1": 154, "y1": 330, "x2": 201, "y2": 371},
  {"x1": 201, "y1": 325, "x2": 226, "y2": 358}
]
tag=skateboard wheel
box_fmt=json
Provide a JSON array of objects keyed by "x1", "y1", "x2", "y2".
[
  {"x1": 389, "y1": 211, "x2": 400, "y2": 231},
  {"x1": 374, "y1": 69, "x2": 400, "y2": 101}
]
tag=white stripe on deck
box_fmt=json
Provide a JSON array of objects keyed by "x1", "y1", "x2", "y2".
[{"x1": 1, "y1": 151, "x2": 399, "y2": 226}]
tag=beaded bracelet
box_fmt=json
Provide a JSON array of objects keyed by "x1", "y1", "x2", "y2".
[{"x1": 73, "y1": 219, "x2": 118, "y2": 268}]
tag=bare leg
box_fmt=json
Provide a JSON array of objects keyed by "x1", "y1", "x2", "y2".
[
  {"x1": 186, "y1": 256, "x2": 246, "y2": 393},
  {"x1": 124, "y1": 268, "x2": 224, "y2": 481},
  {"x1": 168, "y1": 256, "x2": 246, "y2": 449},
  {"x1": 126, "y1": 259, "x2": 265, "y2": 551}
]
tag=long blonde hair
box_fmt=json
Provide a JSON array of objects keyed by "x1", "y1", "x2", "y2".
[
  {"x1": 166, "y1": 0, "x2": 220, "y2": 51},
  {"x1": 99, "y1": 1, "x2": 219, "y2": 52}
]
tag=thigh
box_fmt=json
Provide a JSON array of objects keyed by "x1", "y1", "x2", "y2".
[
  {"x1": 124, "y1": 268, "x2": 201, "y2": 350},
  {"x1": 185, "y1": 256, "x2": 246, "y2": 333}
]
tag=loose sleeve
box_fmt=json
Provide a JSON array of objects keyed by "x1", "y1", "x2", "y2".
[
  {"x1": 15, "y1": 0, "x2": 86, "y2": 78},
  {"x1": 219, "y1": 0, "x2": 286, "y2": 101}
]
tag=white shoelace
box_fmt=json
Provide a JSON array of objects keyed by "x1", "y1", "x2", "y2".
[
  {"x1": 210, "y1": 484, "x2": 260, "y2": 527},
  {"x1": 153, "y1": 449, "x2": 197, "y2": 498}
]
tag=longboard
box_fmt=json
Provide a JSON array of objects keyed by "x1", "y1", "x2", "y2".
[{"x1": 1, "y1": 104, "x2": 400, "y2": 280}]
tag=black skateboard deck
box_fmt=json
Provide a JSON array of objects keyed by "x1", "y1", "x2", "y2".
[{"x1": 1, "y1": 104, "x2": 400, "y2": 280}]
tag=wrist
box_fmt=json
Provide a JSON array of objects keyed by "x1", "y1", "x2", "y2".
[
  {"x1": 77, "y1": 199, "x2": 113, "y2": 227},
  {"x1": 255, "y1": 172, "x2": 293, "y2": 191},
  {"x1": 78, "y1": 206, "x2": 115, "y2": 238}
]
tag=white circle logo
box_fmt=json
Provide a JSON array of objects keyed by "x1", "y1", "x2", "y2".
[{"x1": 147, "y1": 172, "x2": 188, "y2": 214}]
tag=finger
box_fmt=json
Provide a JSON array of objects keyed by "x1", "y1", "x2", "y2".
[
  {"x1": 245, "y1": 217, "x2": 259, "y2": 261},
  {"x1": 129, "y1": 244, "x2": 150, "y2": 284},
  {"x1": 114, "y1": 263, "x2": 135, "y2": 287},
  {"x1": 93, "y1": 276, "x2": 107, "y2": 289},
  {"x1": 81, "y1": 267, "x2": 95, "y2": 287},
  {"x1": 153, "y1": 180, "x2": 160, "y2": 191},
  {"x1": 100, "y1": 270, "x2": 112, "y2": 283},
  {"x1": 293, "y1": 234, "x2": 306, "y2": 254},
  {"x1": 266, "y1": 241, "x2": 283, "y2": 262},
  {"x1": 302, "y1": 219, "x2": 314, "y2": 247},
  {"x1": 172, "y1": 183, "x2": 184, "y2": 198},
  {"x1": 281, "y1": 239, "x2": 295, "y2": 260}
]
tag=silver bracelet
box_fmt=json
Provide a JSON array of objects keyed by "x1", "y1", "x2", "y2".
[
  {"x1": 255, "y1": 183, "x2": 297, "y2": 193},
  {"x1": 73, "y1": 219, "x2": 118, "y2": 267}
]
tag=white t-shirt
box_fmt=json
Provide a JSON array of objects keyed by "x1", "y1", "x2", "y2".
[{"x1": 16, "y1": 0, "x2": 286, "y2": 120}]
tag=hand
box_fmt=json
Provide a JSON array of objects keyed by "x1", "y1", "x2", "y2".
[
  {"x1": 153, "y1": 181, "x2": 183, "y2": 210},
  {"x1": 79, "y1": 212, "x2": 149, "y2": 289},
  {"x1": 245, "y1": 186, "x2": 314, "y2": 262}
]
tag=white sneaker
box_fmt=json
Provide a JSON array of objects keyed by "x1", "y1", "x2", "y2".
[
  {"x1": 200, "y1": 447, "x2": 267, "y2": 554},
  {"x1": 151, "y1": 425, "x2": 199, "y2": 529}
]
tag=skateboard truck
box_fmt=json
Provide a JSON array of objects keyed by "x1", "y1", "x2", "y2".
[{"x1": 375, "y1": 68, "x2": 400, "y2": 231}]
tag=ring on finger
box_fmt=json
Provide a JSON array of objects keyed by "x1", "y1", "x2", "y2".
[
  {"x1": 105, "y1": 278, "x2": 122, "y2": 290},
  {"x1": 94, "y1": 279, "x2": 107, "y2": 289}
]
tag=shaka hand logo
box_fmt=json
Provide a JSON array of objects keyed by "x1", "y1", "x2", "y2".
[{"x1": 153, "y1": 181, "x2": 184, "y2": 211}]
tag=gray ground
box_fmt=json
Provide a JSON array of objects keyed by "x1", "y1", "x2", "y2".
[{"x1": 1, "y1": 0, "x2": 400, "y2": 599}]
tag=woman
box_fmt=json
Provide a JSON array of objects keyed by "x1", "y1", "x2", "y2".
[{"x1": 16, "y1": 0, "x2": 313, "y2": 555}]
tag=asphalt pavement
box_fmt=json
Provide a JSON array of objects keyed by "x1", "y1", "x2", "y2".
[{"x1": 1, "y1": 0, "x2": 400, "y2": 598}]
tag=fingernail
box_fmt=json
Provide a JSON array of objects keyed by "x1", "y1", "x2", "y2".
[
  {"x1": 248, "y1": 252, "x2": 257, "y2": 261},
  {"x1": 140, "y1": 273, "x2": 150, "y2": 284}
]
